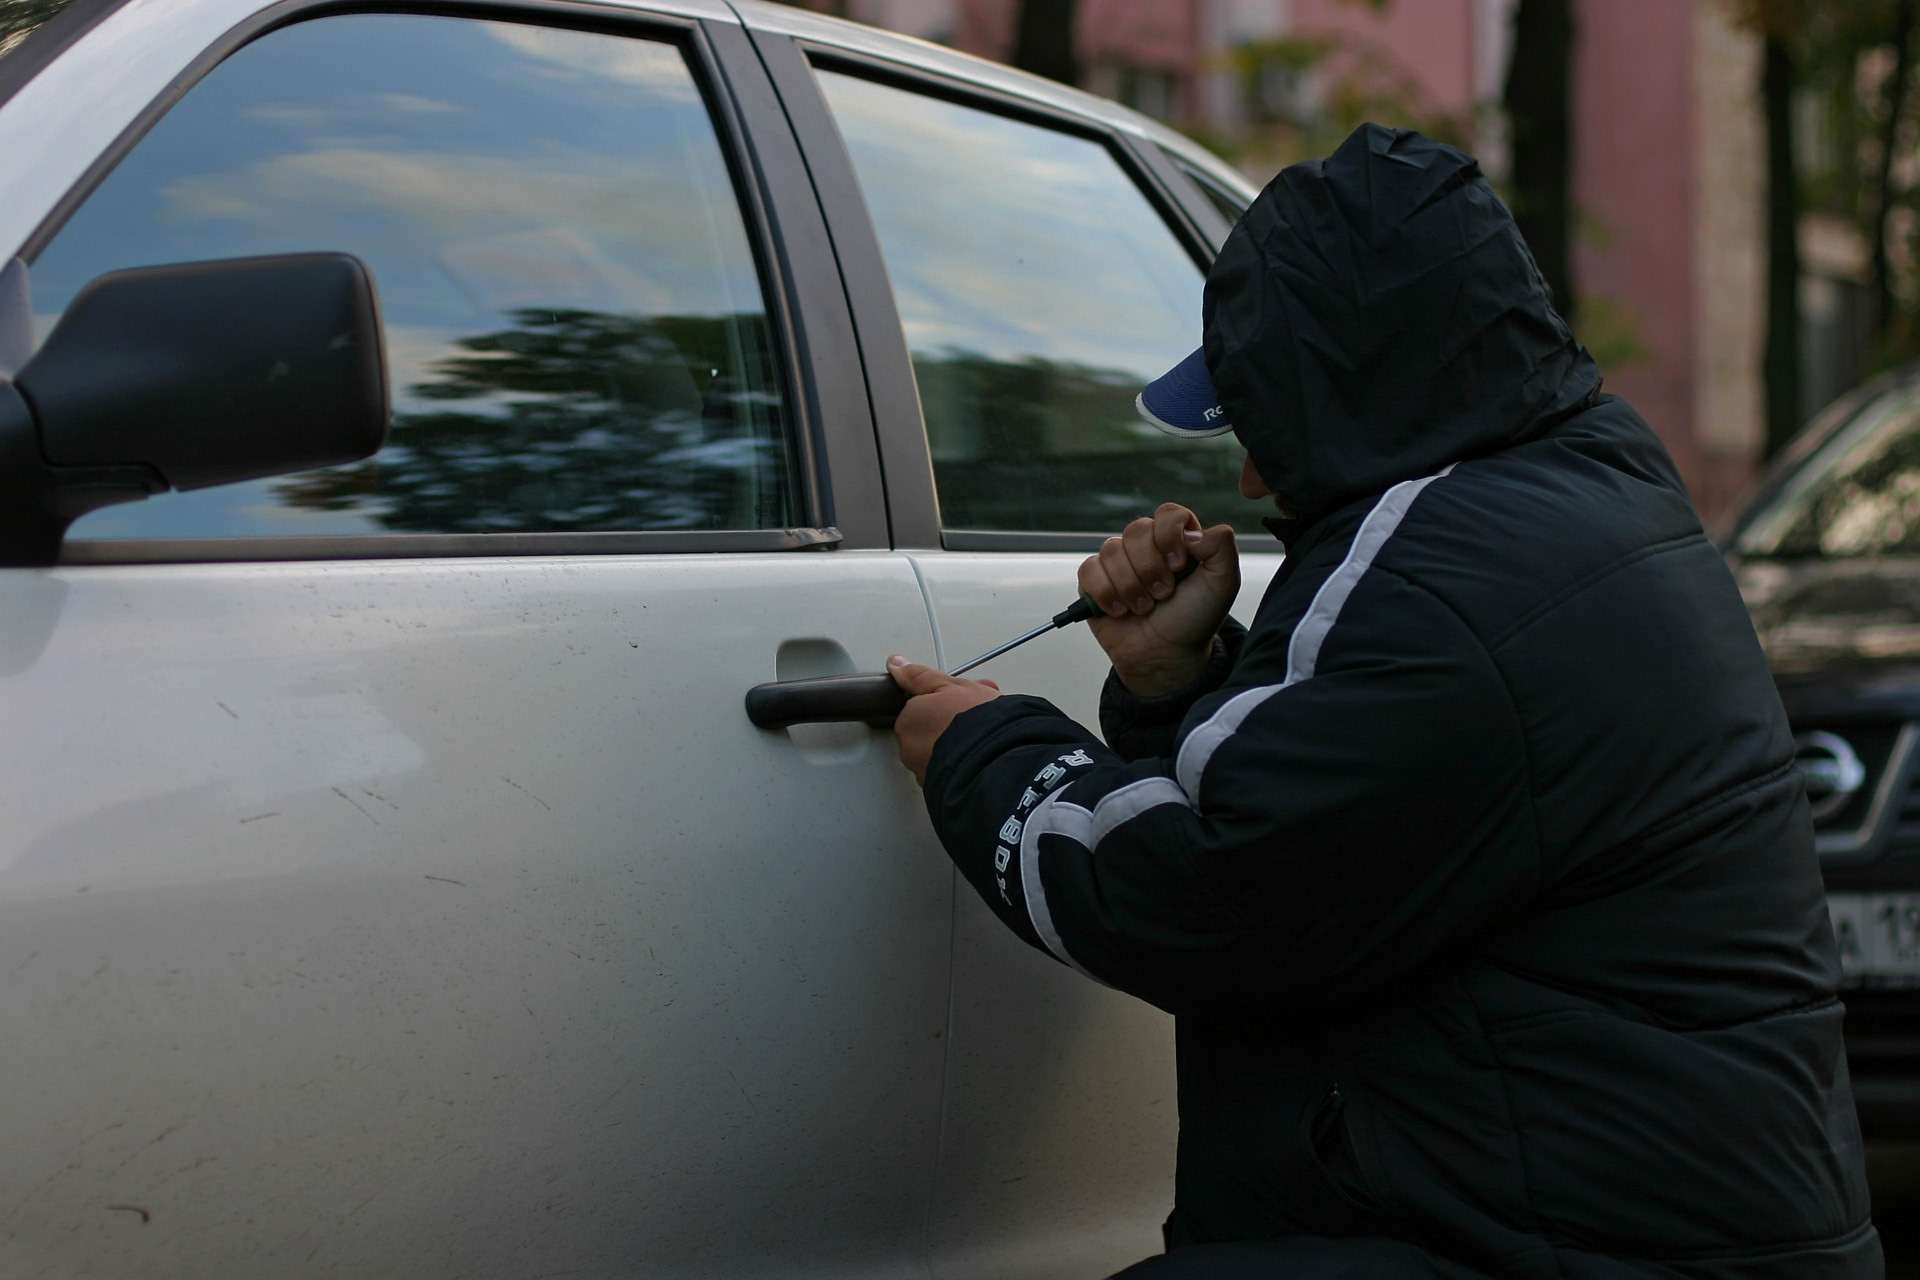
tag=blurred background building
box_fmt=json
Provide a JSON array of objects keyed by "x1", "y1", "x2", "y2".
[{"x1": 777, "y1": 0, "x2": 1920, "y2": 532}]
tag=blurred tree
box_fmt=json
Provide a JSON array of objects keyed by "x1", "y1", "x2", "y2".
[
  {"x1": 0, "y1": 0, "x2": 74, "y2": 53},
  {"x1": 1738, "y1": 0, "x2": 1920, "y2": 450},
  {"x1": 1503, "y1": 0, "x2": 1575, "y2": 323},
  {"x1": 1762, "y1": 13, "x2": 1802, "y2": 457},
  {"x1": 1198, "y1": 4, "x2": 1464, "y2": 181},
  {"x1": 1013, "y1": 0, "x2": 1078, "y2": 85}
]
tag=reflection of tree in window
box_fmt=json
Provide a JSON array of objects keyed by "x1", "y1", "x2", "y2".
[
  {"x1": 1775, "y1": 419, "x2": 1920, "y2": 557},
  {"x1": 915, "y1": 351, "x2": 1268, "y2": 533},
  {"x1": 277, "y1": 309, "x2": 792, "y2": 533}
]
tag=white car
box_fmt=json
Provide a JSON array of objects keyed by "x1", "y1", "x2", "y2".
[{"x1": 0, "y1": 2, "x2": 1280, "y2": 1275}]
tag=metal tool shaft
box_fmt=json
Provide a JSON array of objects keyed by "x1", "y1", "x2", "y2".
[
  {"x1": 949, "y1": 620, "x2": 1058, "y2": 676},
  {"x1": 945, "y1": 558, "x2": 1202, "y2": 678}
]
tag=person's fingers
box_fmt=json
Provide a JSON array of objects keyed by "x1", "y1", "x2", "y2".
[
  {"x1": 1102, "y1": 526, "x2": 1154, "y2": 616},
  {"x1": 978, "y1": 679, "x2": 1000, "y2": 691},
  {"x1": 887, "y1": 654, "x2": 954, "y2": 694},
  {"x1": 1098, "y1": 537, "x2": 1136, "y2": 617},
  {"x1": 1077, "y1": 551, "x2": 1126, "y2": 618},
  {"x1": 1152, "y1": 503, "x2": 1203, "y2": 573},
  {"x1": 1121, "y1": 515, "x2": 1175, "y2": 605},
  {"x1": 1191, "y1": 523, "x2": 1239, "y2": 575}
]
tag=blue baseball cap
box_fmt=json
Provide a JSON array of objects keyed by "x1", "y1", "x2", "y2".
[{"x1": 1135, "y1": 346, "x2": 1233, "y2": 438}]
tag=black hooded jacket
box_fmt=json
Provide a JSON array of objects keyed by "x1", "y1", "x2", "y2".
[{"x1": 919, "y1": 126, "x2": 1879, "y2": 1277}]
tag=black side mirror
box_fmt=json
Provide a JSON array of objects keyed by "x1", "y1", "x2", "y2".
[{"x1": 0, "y1": 253, "x2": 389, "y2": 566}]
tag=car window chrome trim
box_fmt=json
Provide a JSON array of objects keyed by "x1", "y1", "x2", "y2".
[
  {"x1": 939, "y1": 531, "x2": 1287, "y2": 556},
  {"x1": 60, "y1": 527, "x2": 843, "y2": 564},
  {"x1": 1818, "y1": 721, "x2": 1920, "y2": 863}
]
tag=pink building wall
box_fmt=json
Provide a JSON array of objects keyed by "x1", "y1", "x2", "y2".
[
  {"x1": 1288, "y1": 0, "x2": 1478, "y2": 127},
  {"x1": 956, "y1": 0, "x2": 1198, "y2": 74},
  {"x1": 1571, "y1": 1, "x2": 1701, "y2": 494}
]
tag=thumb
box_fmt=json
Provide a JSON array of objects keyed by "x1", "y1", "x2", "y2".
[
  {"x1": 1188, "y1": 523, "x2": 1238, "y2": 570},
  {"x1": 887, "y1": 654, "x2": 953, "y2": 695}
]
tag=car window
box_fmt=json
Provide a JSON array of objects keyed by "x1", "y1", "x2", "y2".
[
  {"x1": 31, "y1": 13, "x2": 797, "y2": 540},
  {"x1": 1735, "y1": 379, "x2": 1920, "y2": 559},
  {"x1": 815, "y1": 71, "x2": 1272, "y2": 536}
]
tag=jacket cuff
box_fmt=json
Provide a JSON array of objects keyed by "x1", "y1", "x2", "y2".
[{"x1": 1099, "y1": 617, "x2": 1247, "y2": 761}]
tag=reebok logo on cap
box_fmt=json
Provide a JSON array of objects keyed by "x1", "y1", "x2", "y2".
[{"x1": 1136, "y1": 347, "x2": 1233, "y2": 438}]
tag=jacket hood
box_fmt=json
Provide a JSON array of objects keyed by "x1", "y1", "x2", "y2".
[{"x1": 1203, "y1": 124, "x2": 1600, "y2": 526}]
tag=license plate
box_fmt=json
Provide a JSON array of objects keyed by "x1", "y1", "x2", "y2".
[{"x1": 1828, "y1": 892, "x2": 1920, "y2": 986}]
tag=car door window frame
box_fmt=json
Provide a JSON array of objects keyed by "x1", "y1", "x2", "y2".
[
  {"x1": 760, "y1": 34, "x2": 1244, "y2": 552},
  {"x1": 13, "y1": 0, "x2": 888, "y2": 561}
]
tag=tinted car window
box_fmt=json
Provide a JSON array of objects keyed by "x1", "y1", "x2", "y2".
[
  {"x1": 817, "y1": 71, "x2": 1271, "y2": 535},
  {"x1": 1736, "y1": 379, "x2": 1920, "y2": 558},
  {"x1": 32, "y1": 14, "x2": 796, "y2": 539}
]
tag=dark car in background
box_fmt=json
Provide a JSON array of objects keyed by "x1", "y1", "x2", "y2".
[{"x1": 1726, "y1": 369, "x2": 1920, "y2": 1136}]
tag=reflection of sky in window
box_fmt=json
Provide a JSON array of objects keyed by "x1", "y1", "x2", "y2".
[
  {"x1": 817, "y1": 71, "x2": 1202, "y2": 380},
  {"x1": 33, "y1": 14, "x2": 768, "y2": 538}
]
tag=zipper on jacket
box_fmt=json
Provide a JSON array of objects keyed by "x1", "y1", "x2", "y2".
[
  {"x1": 1310, "y1": 1082, "x2": 1344, "y2": 1152},
  {"x1": 1309, "y1": 1080, "x2": 1381, "y2": 1217}
]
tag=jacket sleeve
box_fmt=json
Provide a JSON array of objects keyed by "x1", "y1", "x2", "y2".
[
  {"x1": 921, "y1": 569, "x2": 1539, "y2": 1019},
  {"x1": 1098, "y1": 616, "x2": 1246, "y2": 761}
]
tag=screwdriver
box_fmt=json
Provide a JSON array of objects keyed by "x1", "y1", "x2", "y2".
[
  {"x1": 743, "y1": 556, "x2": 1203, "y2": 730},
  {"x1": 948, "y1": 557, "x2": 1201, "y2": 676}
]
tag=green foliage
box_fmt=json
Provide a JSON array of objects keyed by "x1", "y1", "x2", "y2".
[
  {"x1": 0, "y1": 0, "x2": 73, "y2": 54},
  {"x1": 1186, "y1": 13, "x2": 1467, "y2": 183},
  {"x1": 1573, "y1": 291, "x2": 1651, "y2": 373},
  {"x1": 1738, "y1": 0, "x2": 1920, "y2": 368}
]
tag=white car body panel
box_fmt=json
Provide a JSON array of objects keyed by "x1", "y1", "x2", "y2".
[
  {"x1": 0, "y1": 551, "x2": 950, "y2": 1277},
  {"x1": 907, "y1": 551, "x2": 1286, "y2": 1280}
]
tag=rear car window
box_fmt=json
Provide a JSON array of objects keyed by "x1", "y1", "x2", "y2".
[
  {"x1": 1735, "y1": 379, "x2": 1920, "y2": 558},
  {"x1": 816, "y1": 70, "x2": 1273, "y2": 536},
  {"x1": 29, "y1": 13, "x2": 798, "y2": 540}
]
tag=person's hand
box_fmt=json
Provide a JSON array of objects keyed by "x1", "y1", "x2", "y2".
[
  {"x1": 1079, "y1": 503, "x2": 1239, "y2": 697},
  {"x1": 888, "y1": 656, "x2": 1001, "y2": 786}
]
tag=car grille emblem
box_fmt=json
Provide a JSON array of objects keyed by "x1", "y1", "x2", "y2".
[{"x1": 1793, "y1": 731, "x2": 1868, "y2": 822}]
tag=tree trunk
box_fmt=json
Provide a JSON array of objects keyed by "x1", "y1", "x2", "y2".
[
  {"x1": 1013, "y1": 0, "x2": 1078, "y2": 86},
  {"x1": 1764, "y1": 35, "x2": 1802, "y2": 455},
  {"x1": 1874, "y1": 0, "x2": 1915, "y2": 344},
  {"x1": 1503, "y1": 0, "x2": 1576, "y2": 324}
]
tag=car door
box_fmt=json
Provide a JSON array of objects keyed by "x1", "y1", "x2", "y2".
[
  {"x1": 0, "y1": 5, "x2": 951, "y2": 1277},
  {"x1": 743, "y1": 14, "x2": 1281, "y2": 1278}
]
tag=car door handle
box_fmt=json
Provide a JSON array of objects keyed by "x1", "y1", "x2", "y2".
[{"x1": 745, "y1": 673, "x2": 908, "y2": 730}]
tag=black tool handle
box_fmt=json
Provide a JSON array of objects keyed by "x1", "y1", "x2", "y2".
[
  {"x1": 744, "y1": 672, "x2": 910, "y2": 730},
  {"x1": 1052, "y1": 555, "x2": 1203, "y2": 629}
]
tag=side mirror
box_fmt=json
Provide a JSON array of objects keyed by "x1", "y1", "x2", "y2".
[{"x1": 0, "y1": 253, "x2": 389, "y2": 566}]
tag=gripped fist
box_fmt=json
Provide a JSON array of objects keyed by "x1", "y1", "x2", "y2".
[
  {"x1": 1079, "y1": 504, "x2": 1239, "y2": 697},
  {"x1": 888, "y1": 656, "x2": 1000, "y2": 786}
]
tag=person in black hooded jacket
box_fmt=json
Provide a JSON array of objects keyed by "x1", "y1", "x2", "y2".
[{"x1": 885, "y1": 124, "x2": 1880, "y2": 1279}]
